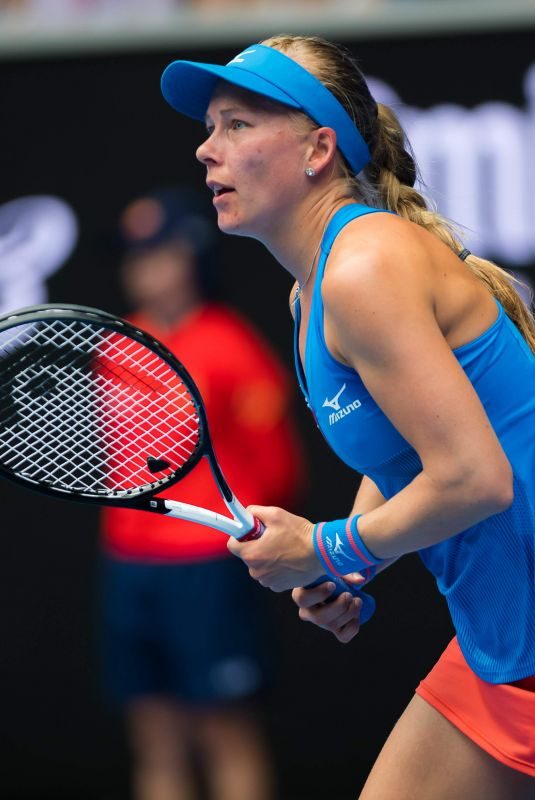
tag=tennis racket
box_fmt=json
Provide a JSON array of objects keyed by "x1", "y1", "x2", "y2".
[{"x1": 0, "y1": 303, "x2": 375, "y2": 621}]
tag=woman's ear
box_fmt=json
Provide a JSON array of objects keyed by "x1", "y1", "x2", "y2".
[{"x1": 305, "y1": 127, "x2": 338, "y2": 176}]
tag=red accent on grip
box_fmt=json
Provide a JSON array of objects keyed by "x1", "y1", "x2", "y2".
[{"x1": 240, "y1": 517, "x2": 265, "y2": 541}]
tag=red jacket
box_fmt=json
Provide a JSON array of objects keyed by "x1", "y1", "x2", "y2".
[{"x1": 101, "y1": 303, "x2": 305, "y2": 561}]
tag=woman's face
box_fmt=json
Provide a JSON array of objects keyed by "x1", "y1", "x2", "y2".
[{"x1": 196, "y1": 83, "x2": 310, "y2": 240}]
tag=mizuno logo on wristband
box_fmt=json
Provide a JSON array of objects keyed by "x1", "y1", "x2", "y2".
[
  {"x1": 333, "y1": 532, "x2": 349, "y2": 557},
  {"x1": 313, "y1": 516, "x2": 381, "y2": 580},
  {"x1": 326, "y1": 536, "x2": 347, "y2": 571}
]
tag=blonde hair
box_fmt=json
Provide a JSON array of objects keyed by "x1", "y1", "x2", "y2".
[{"x1": 262, "y1": 33, "x2": 535, "y2": 353}]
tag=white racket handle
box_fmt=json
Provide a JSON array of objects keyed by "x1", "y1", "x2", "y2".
[{"x1": 154, "y1": 498, "x2": 264, "y2": 539}]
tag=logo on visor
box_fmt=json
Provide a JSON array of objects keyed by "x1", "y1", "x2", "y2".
[{"x1": 227, "y1": 50, "x2": 257, "y2": 66}]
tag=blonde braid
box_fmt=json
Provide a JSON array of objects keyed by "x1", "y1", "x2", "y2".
[{"x1": 370, "y1": 104, "x2": 535, "y2": 352}]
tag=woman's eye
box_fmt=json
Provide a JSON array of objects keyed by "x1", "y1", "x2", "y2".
[{"x1": 231, "y1": 119, "x2": 247, "y2": 130}]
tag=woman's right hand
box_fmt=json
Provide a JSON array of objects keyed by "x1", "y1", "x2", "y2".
[{"x1": 291, "y1": 577, "x2": 366, "y2": 643}]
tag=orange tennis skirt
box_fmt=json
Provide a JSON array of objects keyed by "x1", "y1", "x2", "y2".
[{"x1": 416, "y1": 637, "x2": 535, "y2": 777}]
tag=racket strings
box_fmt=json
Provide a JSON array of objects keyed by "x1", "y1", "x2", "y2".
[{"x1": 0, "y1": 319, "x2": 201, "y2": 496}]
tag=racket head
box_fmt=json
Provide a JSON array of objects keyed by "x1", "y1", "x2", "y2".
[{"x1": 0, "y1": 303, "x2": 211, "y2": 505}]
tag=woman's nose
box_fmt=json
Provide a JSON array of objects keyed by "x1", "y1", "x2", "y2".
[{"x1": 196, "y1": 135, "x2": 217, "y2": 165}]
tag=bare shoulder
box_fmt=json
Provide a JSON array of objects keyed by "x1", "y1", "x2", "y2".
[
  {"x1": 322, "y1": 213, "x2": 435, "y2": 357},
  {"x1": 324, "y1": 213, "x2": 432, "y2": 302}
]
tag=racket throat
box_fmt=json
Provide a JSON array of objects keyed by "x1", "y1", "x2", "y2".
[{"x1": 150, "y1": 495, "x2": 254, "y2": 538}]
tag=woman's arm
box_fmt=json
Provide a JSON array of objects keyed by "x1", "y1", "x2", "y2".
[
  {"x1": 350, "y1": 477, "x2": 398, "y2": 576},
  {"x1": 351, "y1": 475, "x2": 386, "y2": 514},
  {"x1": 324, "y1": 233, "x2": 513, "y2": 561}
]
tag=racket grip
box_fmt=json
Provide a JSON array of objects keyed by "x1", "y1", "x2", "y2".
[
  {"x1": 306, "y1": 575, "x2": 376, "y2": 624},
  {"x1": 240, "y1": 516, "x2": 265, "y2": 541}
]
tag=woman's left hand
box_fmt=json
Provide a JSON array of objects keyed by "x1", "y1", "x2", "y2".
[
  {"x1": 227, "y1": 505, "x2": 323, "y2": 591},
  {"x1": 292, "y1": 582, "x2": 364, "y2": 643}
]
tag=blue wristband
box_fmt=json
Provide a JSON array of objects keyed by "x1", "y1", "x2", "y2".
[{"x1": 312, "y1": 514, "x2": 382, "y2": 579}]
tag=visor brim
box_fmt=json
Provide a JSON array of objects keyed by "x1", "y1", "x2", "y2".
[{"x1": 161, "y1": 61, "x2": 302, "y2": 120}]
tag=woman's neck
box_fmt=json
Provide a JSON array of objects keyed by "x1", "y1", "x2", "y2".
[{"x1": 262, "y1": 191, "x2": 356, "y2": 286}]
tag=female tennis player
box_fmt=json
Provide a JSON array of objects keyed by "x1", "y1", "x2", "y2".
[{"x1": 160, "y1": 34, "x2": 535, "y2": 798}]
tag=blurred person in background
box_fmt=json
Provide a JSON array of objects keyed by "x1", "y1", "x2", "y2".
[{"x1": 99, "y1": 186, "x2": 305, "y2": 800}]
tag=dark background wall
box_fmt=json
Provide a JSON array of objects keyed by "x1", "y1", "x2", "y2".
[{"x1": 0, "y1": 26, "x2": 534, "y2": 799}]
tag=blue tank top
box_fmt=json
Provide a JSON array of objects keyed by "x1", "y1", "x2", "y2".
[{"x1": 294, "y1": 203, "x2": 535, "y2": 684}]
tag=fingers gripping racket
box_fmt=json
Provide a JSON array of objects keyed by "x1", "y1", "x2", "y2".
[{"x1": 0, "y1": 304, "x2": 375, "y2": 622}]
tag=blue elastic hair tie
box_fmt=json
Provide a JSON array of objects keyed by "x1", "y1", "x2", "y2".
[
  {"x1": 313, "y1": 514, "x2": 382, "y2": 580},
  {"x1": 161, "y1": 44, "x2": 371, "y2": 176}
]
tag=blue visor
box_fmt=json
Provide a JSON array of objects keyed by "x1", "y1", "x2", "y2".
[{"x1": 161, "y1": 44, "x2": 371, "y2": 176}]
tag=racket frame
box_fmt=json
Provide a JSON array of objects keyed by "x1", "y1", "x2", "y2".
[{"x1": 0, "y1": 303, "x2": 258, "y2": 538}]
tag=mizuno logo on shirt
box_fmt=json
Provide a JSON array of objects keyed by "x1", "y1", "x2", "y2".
[
  {"x1": 323, "y1": 384, "x2": 347, "y2": 411},
  {"x1": 323, "y1": 383, "x2": 361, "y2": 425}
]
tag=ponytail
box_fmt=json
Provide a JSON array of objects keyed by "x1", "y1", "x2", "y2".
[{"x1": 368, "y1": 104, "x2": 535, "y2": 353}]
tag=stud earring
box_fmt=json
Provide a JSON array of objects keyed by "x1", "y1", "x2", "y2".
[{"x1": 305, "y1": 167, "x2": 316, "y2": 177}]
